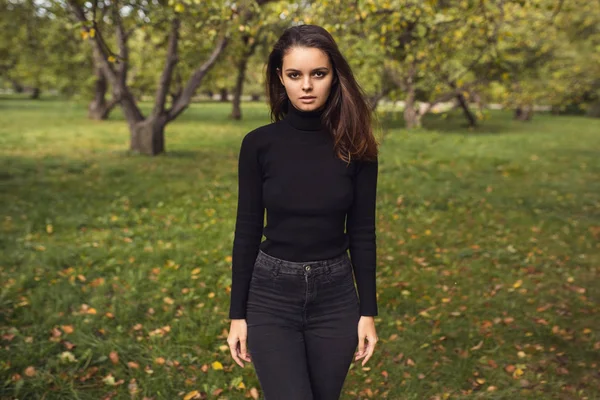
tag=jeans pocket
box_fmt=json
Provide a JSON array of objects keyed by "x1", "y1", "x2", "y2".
[
  {"x1": 250, "y1": 260, "x2": 279, "y2": 286},
  {"x1": 325, "y1": 258, "x2": 354, "y2": 286}
]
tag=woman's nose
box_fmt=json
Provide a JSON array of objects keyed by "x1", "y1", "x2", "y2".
[{"x1": 302, "y1": 78, "x2": 312, "y2": 91}]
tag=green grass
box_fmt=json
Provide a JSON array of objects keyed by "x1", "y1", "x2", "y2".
[{"x1": 1, "y1": 97, "x2": 599, "y2": 399}]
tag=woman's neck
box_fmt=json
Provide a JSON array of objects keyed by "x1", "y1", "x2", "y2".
[{"x1": 284, "y1": 99, "x2": 326, "y2": 131}]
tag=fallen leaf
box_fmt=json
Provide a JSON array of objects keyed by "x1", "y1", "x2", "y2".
[
  {"x1": 470, "y1": 340, "x2": 483, "y2": 351},
  {"x1": 183, "y1": 390, "x2": 199, "y2": 400}
]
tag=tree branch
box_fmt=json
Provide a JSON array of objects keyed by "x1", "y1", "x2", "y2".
[
  {"x1": 167, "y1": 35, "x2": 229, "y2": 121},
  {"x1": 66, "y1": 0, "x2": 117, "y2": 86},
  {"x1": 152, "y1": 17, "x2": 180, "y2": 119}
]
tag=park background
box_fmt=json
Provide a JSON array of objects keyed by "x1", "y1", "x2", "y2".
[{"x1": 1, "y1": 0, "x2": 599, "y2": 399}]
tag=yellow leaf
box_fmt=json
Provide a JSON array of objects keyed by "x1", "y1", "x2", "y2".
[
  {"x1": 89, "y1": 28, "x2": 96, "y2": 38},
  {"x1": 46, "y1": 224, "x2": 53, "y2": 234},
  {"x1": 212, "y1": 361, "x2": 223, "y2": 370},
  {"x1": 512, "y1": 280, "x2": 522, "y2": 289},
  {"x1": 183, "y1": 390, "x2": 199, "y2": 400},
  {"x1": 108, "y1": 55, "x2": 116, "y2": 63},
  {"x1": 174, "y1": 3, "x2": 184, "y2": 13}
]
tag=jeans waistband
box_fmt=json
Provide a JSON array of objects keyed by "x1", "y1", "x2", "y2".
[{"x1": 256, "y1": 249, "x2": 349, "y2": 274}]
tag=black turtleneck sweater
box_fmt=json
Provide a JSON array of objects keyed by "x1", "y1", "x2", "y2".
[{"x1": 229, "y1": 100, "x2": 378, "y2": 319}]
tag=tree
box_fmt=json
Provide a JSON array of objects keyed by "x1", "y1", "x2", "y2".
[
  {"x1": 312, "y1": 0, "x2": 507, "y2": 129},
  {"x1": 66, "y1": 0, "x2": 236, "y2": 155}
]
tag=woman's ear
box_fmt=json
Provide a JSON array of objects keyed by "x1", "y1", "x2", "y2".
[{"x1": 276, "y1": 68, "x2": 284, "y2": 86}]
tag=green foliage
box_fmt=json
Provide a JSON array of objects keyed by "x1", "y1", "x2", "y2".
[{"x1": 0, "y1": 0, "x2": 89, "y2": 96}]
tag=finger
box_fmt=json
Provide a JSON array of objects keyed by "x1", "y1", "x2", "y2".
[
  {"x1": 229, "y1": 340, "x2": 244, "y2": 368},
  {"x1": 239, "y1": 337, "x2": 251, "y2": 362},
  {"x1": 355, "y1": 336, "x2": 366, "y2": 360},
  {"x1": 360, "y1": 341, "x2": 372, "y2": 365},
  {"x1": 362, "y1": 338, "x2": 377, "y2": 366}
]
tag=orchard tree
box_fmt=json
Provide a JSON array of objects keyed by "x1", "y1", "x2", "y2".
[
  {"x1": 66, "y1": 0, "x2": 276, "y2": 155},
  {"x1": 228, "y1": 1, "x2": 300, "y2": 119},
  {"x1": 312, "y1": 0, "x2": 508, "y2": 128}
]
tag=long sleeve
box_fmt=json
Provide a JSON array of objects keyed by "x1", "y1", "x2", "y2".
[
  {"x1": 346, "y1": 157, "x2": 379, "y2": 316},
  {"x1": 229, "y1": 132, "x2": 264, "y2": 319}
]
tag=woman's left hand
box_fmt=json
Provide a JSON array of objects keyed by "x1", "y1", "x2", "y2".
[{"x1": 355, "y1": 316, "x2": 378, "y2": 366}]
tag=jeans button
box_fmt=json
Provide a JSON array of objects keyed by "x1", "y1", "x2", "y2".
[{"x1": 304, "y1": 265, "x2": 311, "y2": 271}]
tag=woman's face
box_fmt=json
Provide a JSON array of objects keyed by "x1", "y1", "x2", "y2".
[{"x1": 277, "y1": 46, "x2": 334, "y2": 112}]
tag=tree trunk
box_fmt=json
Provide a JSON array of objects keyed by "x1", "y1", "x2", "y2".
[
  {"x1": 11, "y1": 79, "x2": 24, "y2": 93},
  {"x1": 368, "y1": 86, "x2": 392, "y2": 112},
  {"x1": 130, "y1": 115, "x2": 167, "y2": 155},
  {"x1": 230, "y1": 33, "x2": 262, "y2": 120},
  {"x1": 220, "y1": 88, "x2": 228, "y2": 102},
  {"x1": 88, "y1": 46, "x2": 119, "y2": 120},
  {"x1": 88, "y1": 65, "x2": 119, "y2": 120},
  {"x1": 586, "y1": 100, "x2": 600, "y2": 118},
  {"x1": 456, "y1": 93, "x2": 477, "y2": 127},
  {"x1": 30, "y1": 87, "x2": 40, "y2": 99},
  {"x1": 230, "y1": 56, "x2": 250, "y2": 120},
  {"x1": 514, "y1": 105, "x2": 533, "y2": 121},
  {"x1": 404, "y1": 87, "x2": 422, "y2": 129},
  {"x1": 88, "y1": 96, "x2": 120, "y2": 120}
]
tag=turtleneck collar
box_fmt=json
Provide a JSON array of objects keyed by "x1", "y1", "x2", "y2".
[{"x1": 283, "y1": 99, "x2": 326, "y2": 131}]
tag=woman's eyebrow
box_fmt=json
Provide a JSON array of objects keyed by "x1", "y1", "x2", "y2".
[{"x1": 284, "y1": 67, "x2": 329, "y2": 72}]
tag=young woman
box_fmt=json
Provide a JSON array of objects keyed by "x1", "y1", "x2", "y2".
[{"x1": 227, "y1": 24, "x2": 380, "y2": 400}]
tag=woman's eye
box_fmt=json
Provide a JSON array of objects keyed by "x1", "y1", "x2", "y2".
[{"x1": 287, "y1": 72, "x2": 326, "y2": 79}]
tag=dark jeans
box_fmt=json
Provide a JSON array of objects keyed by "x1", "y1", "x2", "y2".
[{"x1": 246, "y1": 249, "x2": 360, "y2": 400}]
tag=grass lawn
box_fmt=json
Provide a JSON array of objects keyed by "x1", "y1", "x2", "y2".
[{"x1": 1, "y1": 97, "x2": 599, "y2": 399}]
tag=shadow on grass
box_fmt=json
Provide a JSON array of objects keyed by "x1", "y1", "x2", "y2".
[{"x1": 0, "y1": 149, "x2": 234, "y2": 228}]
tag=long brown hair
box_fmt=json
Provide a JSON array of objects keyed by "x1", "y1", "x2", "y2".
[{"x1": 265, "y1": 25, "x2": 379, "y2": 164}]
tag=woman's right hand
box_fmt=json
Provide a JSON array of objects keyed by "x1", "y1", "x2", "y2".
[{"x1": 227, "y1": 319, "x2": 252, "y2": 367}]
